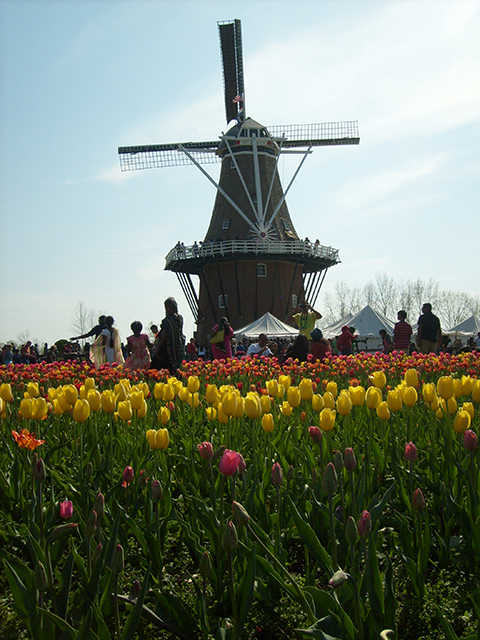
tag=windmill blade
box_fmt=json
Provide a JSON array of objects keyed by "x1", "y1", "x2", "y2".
[
  {"x1": 218, "y1": 19, "x2": 245, "y2": 124},
  {"x1": 268, "y1": 121, "x2": 360, "y2": 147},
  {"x1": 118, "y1": 142, "x2": 221, "y2": 171}
]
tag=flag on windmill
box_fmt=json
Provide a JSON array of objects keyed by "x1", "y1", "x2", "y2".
[{"x1": 232, "y1": 94, "x2": 244, "y2": 103}]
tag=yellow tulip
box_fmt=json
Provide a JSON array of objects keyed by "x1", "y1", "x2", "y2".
[
  {"x1": 63, "y1": 384, "x2": 78, "y2": 405},
  {"x1": 266, "y1": 379, "x2": 279, "y2": 397},
  {"x1": 31, "y1": 397, "x2": 48, "y2": 420},
  {"x1": 403, "y1": 386, "x2": 418, "y2": 407},
  {"x1": 0, "y1": 397, "x2": 4, "y2": 416},
  {"x1": 336, "y1": 393, "x2": 352, "y2": 417},
  {"x1": 136, "y1": 400, "x2": 148, "y2": 418},
  {"x1": 349, "y1": 386, "x2": 365, "y2": 407},
  {"x1": 217, "y1": 404, "x2": 229, "y2": 424},
  {"x1": 101, "y1": 390, "x2": 116, "y2": 413},
  {"x1": 154, "y1": 383, "x2": 165, "y2": 400},
  {"x1": 311, "y1": 393, "x2": 324, "y2": 413},
  {"x1": 84, "y1": 377, "x2": 96, "y2": 391},
  {"x1": 422, "y1": 383, "x2": 437, "y2": 404},
  {"x1": 234, "y1": 397, "x2": 244, "y2": 418},
  {"x1": 278, "y1": 375, "x2": 291, "y2": 392},
  {"x1": 130, "y1": 390, "x2": 144, "y2": 411},
  {"x1": 287, "y1": 386, "x2": 301, "y2": 408},
  {"x1": 0, "y1": 383, "x2": 13, "y2": 403},
  {"x1": 260, "y1": 394, "x2": 272, "y2": 413},
  {"x1": 115, "y1": 383, "x2": 130, "y2": 401},
  {"x1": 53, "y1": 399, "x2": 64, "y2": 415},
  {"x1": 319, "y1": 408, "x2": 336, "y2": 432},
  {"x1": 187, "y1": 376, "x2": 200, "y2": 394},
  {"x1": 158, "y1": 406, "x2": 170, "y2": 425},
  {"x1": 452, "y1": 378, "x2": 463, "y2": 399},
  {"x1": 222, "y1": 392, "x2": 238, "y2": 417},
  {"x1": 436, "y1": 407, "x2": 444, "y2": 419},
  {"x1": 245, "y1": 394, "x2": 262, "y2": 419},
  {"x1": 462, "y1": 402, "x2": 474, "y2": 420},
  {"x1": 277, "y1": 383, "x2": 286, "y2": 399},
  {"x1": 387, "y1": 389, "x2": 402, "y2": 413},
  {"x1": 155, "y1": 428, "x2": 170, "y2": 450},
  {"x1": 117, "y1": 400, "x2": 133, "y2": 422},
  {"x1": 369, "y1": 371, "x2": 386, "y2": 389},
  {"x1": 163, "y1": 383, "x2": 176, "y2": 402},
  {"x1": 280, "y1": 401, "x2": 293, "y2": 416},
  {"x1": 437, "y1": 376, "x2": 454, "y2": 400},
  {"x1": 299, "y1": 378, "x2": 313, "y2": 401},
  {"x1": 261, "y1": 413, "x2": 275, "y2": 433},
  {"x1": 72, "y1": 399, "x2": 90, "y2": 423},
  {"x1": 58, "y1": 390, "x2": 73, "y2": 413},
  {"x1": 323, "y1": 392, "x2": 335, "y2": 410},
  {"x1": 453, "y1": 410, "x2": 471, "y2": 434},
  {"x1": 205, "y1": 407, "x2": 217, "y2": 421},
  {"x1": 47, "y1": 387, "x2": 57, "y2": 402},
  {"x1": 365, "y1": 386, "x2": 382, "y2": 410},
  {"x1": 404, "y1": 369, "x2": 419, "y2": 388},
  {"x1": 461, "y1": 375, "x2": 474, "y2": 396},
  {"x1": 187, "y1": 392, "x2": 200, "y2": 408},
  {"x1": 179, "y1": 387, "x2": 190, "y2": 402},
  {"x1": 26, "y1": 382, "x2": 40, "y2": 398},
  {"x1": 79, "y1": 385, "x2": 88, "y2": 400},
  {"x1": 376, "y1": 401, "x2": 391, "y2": 420},
  {"x1": 87, "y1": 389, "x2": 101, "y2": 412},
  {"x1": 205, "y1": 384, "x2": 219, "y2": 405},
  {"x1": 20, "y1": 398, "x2": 33, "y2": 420},
  {"x1": 440, "y1": 397, "x2": 457, "y2": 415},
  {"x1": 430, "y1": 396, "x2": 440, "y2": 412},
  {"x1": 325, "y1": 381, "x2": 338, "y2": 398},
  {"x1": 473, "y1": 380, "x2": 480, "y2": 403}
]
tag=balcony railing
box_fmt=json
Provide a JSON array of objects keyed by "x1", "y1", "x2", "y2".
[{"x1": 165, "y1": 239, "x2": 340, "y2": 268}]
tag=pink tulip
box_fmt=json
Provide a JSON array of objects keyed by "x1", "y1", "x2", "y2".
[
  {"x1": 344, "y1": 447, "x2": 357, "y2": 471},
  {"x1": 357, "y1": 510, "x2": 371, "y2": 537},
  {"x1": 59, "y1": 500, "x2": 73, "y2": 519},
  {"x1": 404, "y1": 442, "x2": 418, "y2": 462},
  {"x1": 464, "y1": 430, "x2": 478, "y2": 452},
  {"x1": 219, "y1": 449, "x2": 241, "y2": 476},
  {"x1": 198, "y1": 441, "x2": 214, "y2": 461},
  {"x1": 271, "y1": 462, "x2": 283, "y2": 487},
  {"x1": 122, "y1": 465, "x2": 134, "y2": 487},
  {"x1": 308, "y1": 426, "x2": 322, "y2": 443},
  {"x1": 412, "y1": 488, "x2": 425, "y2": 510}
]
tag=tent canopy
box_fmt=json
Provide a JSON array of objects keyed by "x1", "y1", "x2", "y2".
[
  {"x1": 447, "y1": 315, "x2": 480, "y2": 335},
  {"x1": 235, "y1": 312, "x2": 298, "y2": 339},
  {"x1": 321, "y1": 304, "x2": 395, "y2": 339}
]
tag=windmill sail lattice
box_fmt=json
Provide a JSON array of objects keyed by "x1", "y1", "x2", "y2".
[{"x1": 118, "y1": 19, "x2": 359, "y2": 341}]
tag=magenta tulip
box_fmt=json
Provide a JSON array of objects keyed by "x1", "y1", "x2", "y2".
[
  {"x1": 219, "y1": 449, "x2": 241, "y2": 476},
  {"x1": 59, "y1": 500, "x2": 73, "y2": 519}
]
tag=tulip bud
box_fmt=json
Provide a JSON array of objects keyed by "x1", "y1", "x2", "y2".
[
  {"x1": 404, "y1": 369, "x2": 419, "y2": 388},
  {"x1": 453, "y1": 410, "x2": 471, "y2": 435},
  {"x1": 122, "y1": 465, "x2": 134, "y2": 486},
  {"x1": 151, "y1": 479, "x2": 163, "y2": 501},
  {"x1": 85, "y1": 462, "x2": 93, "y2": 483},
  {"x1": 345, "y1": 516, "x2": 358, "y2": 545},
  {"x1": 437, "y1": 376, "x2": 454, "y2": 400},
  {"x1": 323, "y1": 462, "x2": 338, "y2": 496},
  {"x1": 261, "y1": 413, "x2": 274, "y2": 433},
  {"x1": 344, "y1": 447, "x2": 357, "y2": 471},
  {"x1": 319, "y1": 408, "x2": 336, "y2": 432},
  {"x1": 237, "y1": 454, "x2": 246, "y2": 474},
  {"x1": 334, "y1": 504, "x2": 344, "y2": 521},
  {"x1": 308, "y1": 425, "x2": 322, "y2": 443},
  {"x1": 85, "y1": 510, "x2": 97, "y2": 539},
  {"x1": 198, "y1": 441, "x2": 214, "y2": 461},
  {"x1": 222, "y1": 521, "x2": 238, "y2": 552},
  {"x1": 329, "y1": 570, "x2": 350, "y2": 588},
  {"x1": 93, "y1": 542, "x2": 103, "y2": 566},
  {"x1": 464, "y1": 430, "x2": 478, "y2": 452},
  {"x1": 219, "y1": 449, "x2": 240, "y2": 476},
  {"x1": 404, "y1": 442, "x2": 418, "y2": 463},
  {"x1": 334, "y1": 450, "x2": 344, "y2": 472},
  {"x1": 287, "y1": 465, "x2": 294, "y2": 483},
  {"x1": 357, "y1": 510, "x2": 371, "y2": 537},
  {"x1": 112, "y1": 544, "x2": 124, "y2": 574},
  {"x1": 59, "y1": 500, "x2": 73, "y2": 520},
  {"x1": 271, "y1": 462, "x2": 283, "y2": 487},
  {"x1": 412, "y1": 488, "x2": 425, "y2": 511},
  {"x1": 33, "y1": 458, "x2": 46, "y2": 484},
  {"x1": 131, "y1": 579, "x2": 141, "y2": 598},
  {"x1": 46, "y1": 522, "x2": 78, "y2": 545},
  {"x1": 232, "y1": 500, "x2": 250, "y2": 527},
  {"x1": 199, "y1": 551, "x2": 212, "y2": 578},
  {"x1": 93, "y1": 492, "x2": 105, "y2": 519}
]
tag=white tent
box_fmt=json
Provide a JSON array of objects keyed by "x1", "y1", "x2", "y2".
[
  {"x1": 447, "y1": 315, "x2": 480, "y2": 336},
  {"x1": 235, "y1": 312, "x2": 298, "y2": 339},
  {"x1": 320, "y1": 305, "x2": 395, "y2": 351}
]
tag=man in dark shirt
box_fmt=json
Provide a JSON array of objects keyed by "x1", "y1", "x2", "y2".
[
  {"x1": 70, "y1": 315, "x2": 106, "y2": 341},
  {"x1": 416, "y1": 304, "x2": 441, "y2": 354}
]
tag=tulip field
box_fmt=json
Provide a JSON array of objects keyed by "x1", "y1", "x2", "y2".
[{"x1": 1, "y1": 351, "x2": 480, "y2": 640}]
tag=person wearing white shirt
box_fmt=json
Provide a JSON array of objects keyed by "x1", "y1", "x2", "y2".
[{"x1": 247, "y1": 333, "x2": 272, "y2": 357}]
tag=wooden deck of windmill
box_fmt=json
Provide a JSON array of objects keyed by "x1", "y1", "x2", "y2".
[{"x1": 118, "y1": 19, "x2": 359, "y2": 344}]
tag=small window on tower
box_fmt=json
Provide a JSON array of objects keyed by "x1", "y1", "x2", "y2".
[
  {"x1": 218, "y1": 294, "x2": 228, "y2": 309},
  {"x1": 292, "y1": 294, "x2": 298, "y2": 308},
  {"x1": 282, "y1": 219, "x2": 290, "y2": 232},
  {"x1": 257, "y1": 263, "x2": 267, "y2": 278},
  {"x1": 222, "y1": 219, "x2": 231, "y2": 230}
]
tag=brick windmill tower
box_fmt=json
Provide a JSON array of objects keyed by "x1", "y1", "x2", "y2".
[{"x1": 119, "y1": 19, "x2": 359, "y2": 343}]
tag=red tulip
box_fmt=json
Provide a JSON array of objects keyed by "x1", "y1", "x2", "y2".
[
  {"x1": 219, "y1": 449, "x2": 241, "y2": 476},
  {"x1": 59, "y1": 500, "x2": 73, "y2": 519}
]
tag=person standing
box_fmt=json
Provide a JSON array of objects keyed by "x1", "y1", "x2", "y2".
[
  {"x1": 287, "y1": 301, "x2": 322, "y2": 340},
  {"x1": 124, "y1": 321, "x2": 152, "y2": 370},
  {"x1": 393, "y1": 310, "x2": 413, "y2": 354},
  {"x1": 210, "y1": 317, "x2": 234, "y2": 360},
  {"x1": 152, "y1": 297, "x2": 185, "y2": 374},
  {"x1": 416, "y1": 303, "x2": 442, "y2": 354},
  {"x1": 336, "y1": 325, "x2": 356, "y2": 356},
  {"x1": 71, "y1": 316, "x2": 106, "y2": 342},
  {"x1": 91, "y1": 316, "x2": 124, "y2": 368},
  {"x1": 310, "y1": 328, "x2": 332, "y2": 362}
]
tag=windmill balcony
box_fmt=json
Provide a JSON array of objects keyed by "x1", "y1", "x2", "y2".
[{"x1": 165, "y1": 238, "x2": 340, "y2": 274}]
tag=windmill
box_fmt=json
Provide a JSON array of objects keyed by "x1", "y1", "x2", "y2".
[{"x1": 118, "y1": 19, "x2": 359, "y2": 343}]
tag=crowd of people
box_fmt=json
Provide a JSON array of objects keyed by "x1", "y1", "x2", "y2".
[{"x1": 2, "y1": 300, "x2": 479, "y2": 373}]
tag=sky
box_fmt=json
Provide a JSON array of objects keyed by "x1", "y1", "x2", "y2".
[{"x1": 1, "y1": 0, "x2": 479, "y2": 347}]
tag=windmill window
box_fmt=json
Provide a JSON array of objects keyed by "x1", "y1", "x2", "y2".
[
  {"x1": 222, "y1": 219, "x2": 231, "y2": 230},
  {"x1": 292, "y1": 294, "x2": 298, "y2": 308},
  {"x1": 218, "y1": 294, "x2": 228, "y2": 309},
  {"x1": 282, "y1": 220, "x2": 290, "y2": 232},
  {"x1": 257, "y1": 263, "x2": 267, "y2": 278}
]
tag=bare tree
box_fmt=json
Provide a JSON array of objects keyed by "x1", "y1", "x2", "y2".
[
  {"x1": 16, "y1": 329, "x2": 31, "y2": 346},
  {"x1": 69, "y1": 301, "x2": 97, "y2": 345}
]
